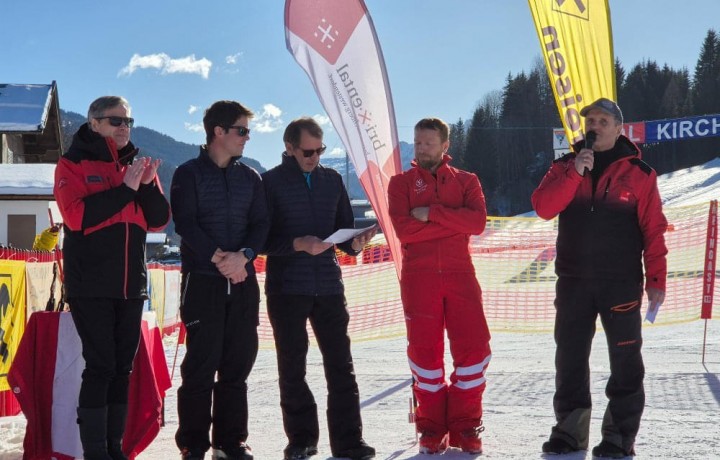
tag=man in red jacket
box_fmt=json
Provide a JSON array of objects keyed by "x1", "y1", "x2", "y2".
[
  {"x1": 54, "y1": 95, "x2": 170, "y2": 460},
  {"x1": 532, "y1": 98, "x2": 667, "y2": 458},
  {"x1": 388, "y1": 118, "x2": 491, "y2": 455}
]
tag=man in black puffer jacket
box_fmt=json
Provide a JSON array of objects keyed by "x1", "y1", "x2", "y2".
[
  {"x1": 171, "y1": 100, "x2": 269, "y2": 460},
  {"x1": 262, "y1": 117, "x2": 376, "y2": 460}
]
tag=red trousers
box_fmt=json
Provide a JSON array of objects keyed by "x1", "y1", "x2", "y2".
[{"x1": 401, "y1": 272, "x2": 491, "y2": 435}]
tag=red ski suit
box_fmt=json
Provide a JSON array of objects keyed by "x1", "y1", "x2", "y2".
[{"x1": 388, "y1": 155, "x2": 491, "y2": 436}]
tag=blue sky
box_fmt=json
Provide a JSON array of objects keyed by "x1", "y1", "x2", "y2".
[{"x1": 2, "y1": 0, "x2": 718, "y2": 170}]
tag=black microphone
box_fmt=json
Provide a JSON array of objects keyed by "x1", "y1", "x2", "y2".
[
  {"x1": 585, "y1": 131, "x2": 597, "y2": 150},
  {"x1": 583, "y1": 131, "x2": 597, "y2": 176}
]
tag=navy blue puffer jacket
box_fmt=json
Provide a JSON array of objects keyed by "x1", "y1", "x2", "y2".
[
  {"x1": 262, "y1": 154, "x2": 357, "y2": 296},
  {"x1": 171, "y1": 147, "x2": 269, "y2": 276}
]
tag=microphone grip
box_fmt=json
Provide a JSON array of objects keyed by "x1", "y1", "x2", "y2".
[
  {"x1": 585, "y1": 131, "x2": 597, "y2": 151},
  {"x1": 582, "y1": 131, "x2": 597, "y2": 176}
]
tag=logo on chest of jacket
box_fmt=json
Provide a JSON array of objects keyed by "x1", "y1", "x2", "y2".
[
  {"x1": 414, "y1": 178, "x2": 428, "y2": 194},
  {"x1": 86, "y1": 175, "x2": 104, "y2": 184}
]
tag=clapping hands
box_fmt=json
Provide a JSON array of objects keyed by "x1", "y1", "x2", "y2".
[{"x1": 123, "y1": 157, "x2": 162, "y2": 191}]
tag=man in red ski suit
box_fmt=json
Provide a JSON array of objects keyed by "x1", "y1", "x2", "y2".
[
  {"x1": 388, "y1": 117, "x2": 491, "y2": 455},
  {"x1": 532, "y1": 98, "x2": 667, "y2": 458}
]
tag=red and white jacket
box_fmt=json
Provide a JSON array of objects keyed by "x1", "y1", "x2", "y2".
[{"x1": 388, "y1": 155, "x2": 487, "y2": 275}]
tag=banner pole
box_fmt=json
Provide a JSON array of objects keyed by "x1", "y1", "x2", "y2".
[{"x1": 702, "y1": 319, "x2": 708, "y2": 365}]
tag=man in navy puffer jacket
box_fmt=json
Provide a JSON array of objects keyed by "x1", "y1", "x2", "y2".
[
  {"x1": 262, "y1": 117, "x2": 376, "y2": 460},
  {"x1": 171, "y1": 100, "x2": 269, "y2": 460}
]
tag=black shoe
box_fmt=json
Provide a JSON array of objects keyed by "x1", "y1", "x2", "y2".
[
  {"x1": 180, "y1": 447, "x2": 206, "y2": 460},
  {"x1": 542, "y1": 437, "x2": 578, "y2": 455},
  {"x1": 283, "y1": 444, "x2": 318, "y2": 460},
  {"x1": 212, "y1": 442, "x2": 253, "y2": 460},
  {"x1": 591, "y1": 440, "x2": 633, "y2": 458},
  {"x1": 333, "y1": 440, "x2": 376, "y2": 460}
]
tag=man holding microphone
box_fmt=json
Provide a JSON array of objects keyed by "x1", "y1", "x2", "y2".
[{"x1": 532, "y1": 98, "x2": 668, "y2": 458}]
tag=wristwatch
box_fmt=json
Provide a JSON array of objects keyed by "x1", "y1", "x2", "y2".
[{"x1": 241, "y1": 247, "x2": 255, "y2": 262}]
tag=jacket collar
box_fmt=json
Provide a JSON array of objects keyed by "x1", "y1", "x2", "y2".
[{"x1": 69, "y1": 123, "x2": 138, "y2": 165}]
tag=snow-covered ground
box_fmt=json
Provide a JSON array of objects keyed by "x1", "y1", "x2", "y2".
[
  {"x1": 2, "y1": 320, "x2": 717, "y2": 459},
  {"x1": 2, "y1": 159, "x2": 720, "y2": 459}
]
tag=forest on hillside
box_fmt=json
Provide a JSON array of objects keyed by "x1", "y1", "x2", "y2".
[{"x1": 448, "y1": 29, "x2": 720, "y2": 216}]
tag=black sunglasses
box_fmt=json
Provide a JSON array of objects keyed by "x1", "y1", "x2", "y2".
[
  {"x1": 301, "y1": 144, "x2": 327, "y2": 158},
  {"x1": 96, "y1": 116, "x2": 134, "y2": 128},
  {"x1": 227, "y1": 125, "x2": 251, "y2": 137}
]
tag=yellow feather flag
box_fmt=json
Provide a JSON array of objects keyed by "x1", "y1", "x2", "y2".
[{"x1": 528, "y1": 0, "x2": 616, "y2": 146}]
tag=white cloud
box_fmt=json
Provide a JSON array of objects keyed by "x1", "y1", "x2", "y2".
[
  {"x1": 188, "y1": 105, "x2": 199, "y2": 115},
  {"x1": 225, "y1": 52, "x2": 243, "y2": 65},
  {"x1": 184, "y1": 122, "x2": 204, "y2": 133},
  {"x1": 313, "y1": 114, "x2": 332, "y2": 128},
  {"x1": 326, "y1": 147, "x2": 346, "y2": 158},
  {"x1": 252, "y1": 103, "x2": 284, "y2": 133},
  {"x1": 119, "y1": 53, "x2": 212, "y2": 79}
]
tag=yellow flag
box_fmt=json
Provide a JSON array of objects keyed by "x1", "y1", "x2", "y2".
[
  {"x1": 0, "y1": 260, "x2": 27, "y2": 391},
  {"x1": 528, "y1": 0, "x2": 616, "y2": 146}
]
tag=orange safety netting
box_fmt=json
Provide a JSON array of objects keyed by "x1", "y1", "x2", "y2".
[{"x1": 145, "y1": 201, "x2": 715, "y2": 345}]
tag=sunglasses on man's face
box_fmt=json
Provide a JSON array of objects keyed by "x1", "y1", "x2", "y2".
[
  {"x1": 300, "y1": 144, "x2": 327, "y2": 158},
  {"x1": 96, "y1": 116, "x2": 134, "y2": 128},
  {"x1": 227, "y1": 125, "x2": 251, "y2": 137}
]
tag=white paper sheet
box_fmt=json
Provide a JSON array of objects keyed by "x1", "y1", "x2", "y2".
[
  {"x1": 644, "y1": 300, "x2": 662, "y2": 323},
  {"x1": 323, "y1": 226, "x2": 374, "y2": 244}
]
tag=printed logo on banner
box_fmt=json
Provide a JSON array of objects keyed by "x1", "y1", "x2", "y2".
[
  {"x1": 0, "y1": 277, "x2": 11, "y2": 365},
  {"x1": 553, "y1": 0, "x2": 590, "y2": 19},
  {"x1": 286, "y1": 0, "x2": 365, "y2": 64}
]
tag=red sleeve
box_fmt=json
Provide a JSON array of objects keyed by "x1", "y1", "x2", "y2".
[
  {"x1": 427, "y1": 173, "x2": 486, "y2": 235},
  {"x1": 53, "y1": 158, "x2": 87, "y2": 231},
  {"x1": 531, "y1": 159, "x2": 584, "y2": 220},
  {"x1": 638, "y1": 171, "x2": 668, "y2": 291},
  {"x1": 388, "y1": 174, "x2": 458, "y2": 244}
]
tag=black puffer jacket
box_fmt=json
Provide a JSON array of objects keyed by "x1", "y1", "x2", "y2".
[
  {"x1": 170, "y1": 147, "x2": 269, "y2": 276},
  {"x1": 262, "y1": 154, "x2": 357, "y2": 296}
]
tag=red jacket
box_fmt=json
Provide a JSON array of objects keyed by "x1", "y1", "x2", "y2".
[
  {"x1": 532, "y1": 135, "x2": 667, "y2": 291},
  {"x1": 388, "y1": 155, "x2": 487, "y2": 274},
  {"x1": 54, "y1": 124, "x2": 170, "y2": 298}
]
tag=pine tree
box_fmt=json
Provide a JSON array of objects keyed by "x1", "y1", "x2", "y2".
[
  {"x1": 464, "y1": 93, "x2": 501, "y2": 213},
  {"x1": 448, "y1": 118, "x2": 467, "y2": 168},
  {"x1": 691, "y1": 29, "x2": 720, "y2": 115}
]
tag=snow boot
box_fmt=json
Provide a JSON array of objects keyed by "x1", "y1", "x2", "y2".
[
  {"x1": 592, "y1": 439, "x2": 634, "y2": 458},
  {"x1": 418, "y1": 431, "x2": 448, "y2": 454},
  {"x1": 77, "y1": 407, "x2": 112, "y2": 460},
  {"x1": 107, "y1": 403, "x2": 129, "y2": 460},
  {"x1": 542, "y1": 437, "x2": 578, "y2": 455}
]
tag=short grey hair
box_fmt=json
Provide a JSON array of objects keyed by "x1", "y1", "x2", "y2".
[{"x1": 87, "y1": 96, "x2": 131, "y2": 124}]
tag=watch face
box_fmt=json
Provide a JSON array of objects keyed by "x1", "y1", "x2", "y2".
[{"x1": 244, "y1": 248, "x2": 255, "y2": 260}]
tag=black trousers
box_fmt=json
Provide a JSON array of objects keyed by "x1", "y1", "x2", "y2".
[
  {"x1": 69, "y1": 297, "x2": 144, "y2": 408},
  {"x1": 175, "y1": 273, "x2": 260, "y2": 452},
  {"x1": 267, "y1": 293, "x2": 363, "y2": 455},
  {"x1": 551, "y1": 277, "x2": 645, "y2": 452}
]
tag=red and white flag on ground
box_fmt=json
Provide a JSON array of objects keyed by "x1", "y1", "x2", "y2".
[
  {"x1": 285, "y1": 0, "x2": 402, "y2": 275},
  {"x1": 8, "y1": 312, "x2": 168, "y2": 459}
]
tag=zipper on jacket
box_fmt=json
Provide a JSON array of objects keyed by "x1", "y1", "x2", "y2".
[
  {"x1": 123, "y1": 222, "x2": 130, "y2": 298},
  {"x1": 603, "y1": 178, "x2": 612, "y2": 201}
]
